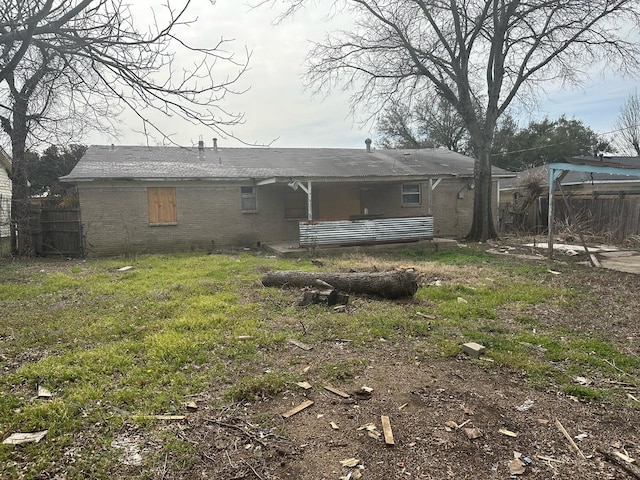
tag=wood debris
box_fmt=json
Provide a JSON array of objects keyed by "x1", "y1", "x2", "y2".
[
  {"x1": 296, "y1": 381, "x2": 312, "y2": 390},
  {"x1": 330, "y1": 421, "x2": 340, "y2": 430},
  {"x1": 133, "y1": 415, "x2": 186, "y2": 420},
  {"x1": 281, "y1": 400, "x2": 314, "y2": 418},
  {"x1": 463, "y1": 427, "x2": 483, "y2": 439},
  {"x1": 445, "y1": 420, "x2": 458, "y2": 430},
  {"x1": 324, "y1": 385, "x2": 350, "y2": 399},
  {"x1": 340, "y1": 458, "x2": 360, "y2": 468},
  {"x1": 499, "y1": 428, "x2": 518, "y2": 437},
  {"x1": 185, "y1": 401, "x2": 198, "y2": 411},
  {"x1": 381, "y1": 415, "x2": 395, "y2": 445},
  {"x1": 555, "y1": 419, "x2": 587, "y2": 460},
  {"x1": 117, "y1": 266, "x2": 134, "y2": 272},
  {"x1": 367, "y1": 430, "x2": 382, "y2": 440},
  {"x1": 3, "y1": 430, "x2": 48, "y2": 445},
  {"x1": 288, "y1": 339, "x2": 313, "y2": 351},
  {"x1": 613, "y1": 451, "x2": 636, "y2": 464},
  {"x1": 37, "y1": 385, "x2": 52, "y2": 398},
  {"x1": 537, "y1": 455, "x2": 563, "y2": 464},
  {"x1": 598, "y1": 448, "x2": 640, "y2": 479}
]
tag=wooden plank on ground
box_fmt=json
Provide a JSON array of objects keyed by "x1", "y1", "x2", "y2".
[
  {"x1": 281, "y1": 400, "x2": 314, "y2": 418},
  {"x1": 323, "y1": 385, "x2": 350, "y2": 398},
  {"x1": 288, "y1": 339, "x2": 313, "y2": 351},
  {"x1": 381, "y1": 415, "x2": 395, "y2": 445}
]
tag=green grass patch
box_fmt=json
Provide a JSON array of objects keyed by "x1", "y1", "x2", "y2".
[
  {"x1": 226, "y1": 371, "x2": 295, "y2": 401},
  {"x1": 1, "y1": 249, "x2": 638, "y2": 478}
]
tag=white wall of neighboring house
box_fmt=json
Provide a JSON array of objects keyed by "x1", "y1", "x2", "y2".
[{"x1": 0, "y1": 156, "x2": 11, "y2": 238}]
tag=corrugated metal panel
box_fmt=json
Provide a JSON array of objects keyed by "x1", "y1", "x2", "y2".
[{"x1": 299, "y1": 216, "x2": 434, "y2": 247}]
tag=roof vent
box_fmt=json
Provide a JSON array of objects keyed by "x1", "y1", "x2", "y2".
[
  {"x1": 198, "y1": 138, "x2": 204, "y2": 159},
  {"x1": 365, "y1": 138, "x2": 372, "y2": 153},
  {"x1": 213, "y1": 138, "x2": 218, "y2": 152}
]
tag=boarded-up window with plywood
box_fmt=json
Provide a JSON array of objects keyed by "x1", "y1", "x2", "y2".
[{"x1": 147, "y1": 187, "x2": 177, "y2": 225}]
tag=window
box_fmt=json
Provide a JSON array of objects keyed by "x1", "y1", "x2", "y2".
[
  {"x1": 402, "y1": 183, "x2": 421, "y2": 206},
  {"x1": 147, "y1": 187, "x2": 177, "y2": 224},
  {"x1": 241, "y1": 186, "x2": 257, "y2": 212}
]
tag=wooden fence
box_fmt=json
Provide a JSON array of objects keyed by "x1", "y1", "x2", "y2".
[
  {"x1": 501, "y1": 195, "x2": 640, "y2": 242},
  {"x1": 31, "y1": 206, "x2": 83, "y2": 257}
]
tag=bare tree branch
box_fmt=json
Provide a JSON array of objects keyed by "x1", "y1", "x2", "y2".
[{"x1": 263, "y1": 0, "x2": 640, "y2": 240}]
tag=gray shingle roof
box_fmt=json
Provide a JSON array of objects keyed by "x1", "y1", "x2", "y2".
[{"x1": 63, "y1": 145, "x2": 513, "y2": 182}]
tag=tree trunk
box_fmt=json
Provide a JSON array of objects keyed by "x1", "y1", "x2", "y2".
[
  {"x1": 7, "y1": 88, "x2": 39, "y2": 256},
  {"x1": 467, "y1": 146, "x2": 498, "y2": 241},
  {"x1": 9, "y1": 96, "x2": 34, "y2": 256},
  {"x1": 261, "y1": 270, "x2": 419, "y2": 299}
]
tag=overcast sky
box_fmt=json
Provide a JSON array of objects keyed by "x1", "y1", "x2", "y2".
[{"x1": 85, "y1": 1, "x2": 638, "y2": 150}]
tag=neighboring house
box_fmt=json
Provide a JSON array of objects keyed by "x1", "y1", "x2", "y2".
[
  {"x1": 0, "y1": 149, "x2": 11, "y2": 238},
  {"x1": 500, "y1": 155, "x2": 640, "y2": 233},
  {"x1": 62, "y1": 142, "x2": 513, "y2": 256}
]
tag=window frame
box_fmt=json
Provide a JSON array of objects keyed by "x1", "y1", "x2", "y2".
[
  {"x1": 240, "y1": 186, "x2": 258, "y2": 212},
  {"x1": 401, "y1": 183, "x2": 422, "y2": 206}
]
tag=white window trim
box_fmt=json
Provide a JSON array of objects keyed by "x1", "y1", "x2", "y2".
[
  {"x1": 401, "y1": 183, "x2": 422, "y2": 206},
  {"x1": 241, "y1": 186, "x2": 258, "y2": 212}
]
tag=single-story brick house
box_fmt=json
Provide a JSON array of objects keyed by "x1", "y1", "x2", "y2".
[
  {"x1": 62, "y1": 141, "x2": 513, "y2": 256},
  {"x1": 0, "y1": 149, "x2": 11, "y2": 238}
]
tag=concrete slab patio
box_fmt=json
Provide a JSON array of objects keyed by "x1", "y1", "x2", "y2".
[{"x1": 264, "y1": 237, "x2": 459, "y2": 258}]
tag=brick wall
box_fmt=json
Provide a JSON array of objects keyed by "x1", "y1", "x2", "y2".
[
  {"x1": 360, "y1": 178, "x2": 499, "y2": 238},
  {"x1": 78, "y1": 178, "x2": 500, "y2": 256},
  {"x1": 78, "y1": 181, "x2": 300, "y2": 256}
]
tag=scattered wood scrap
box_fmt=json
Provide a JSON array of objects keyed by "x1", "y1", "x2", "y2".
[
  {"x1": 3, "y1": 430, "x2": 48, "y2": 445},
  {"x1": 281, "y1": 400, "x2": 314, "y2": 418},
  {"x1": 133, "y1": 415, "x2": 186, "y2": 421},
  {"x1": 324, "y1": 385, "x2": 351, "y2": 399},
  {"x1": 464, "y1": 427, "x2": 483, "y2": 439},
  {"x1": 288, "y1": 338, "x2": 313, "y2": 351},
  {"x1": 381, "y1": 415, "x2": 395, "y2": 445},
  {"x1": 598, "y1": 448, "x2": 640, "y2": 479},
  {"x1": 261, "y1": 270, "x2": 419, "y2": 299},
  {"x1": 37, "y1": 385, "x2": 52, "y2": 398},
  {"x1": 555, "y1": 419, "x2": 587, "y2": 460}
]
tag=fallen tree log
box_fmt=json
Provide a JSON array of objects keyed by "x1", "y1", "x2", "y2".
[{"x1": 261, "y1": 270, "x2": 418, "y2": 299}]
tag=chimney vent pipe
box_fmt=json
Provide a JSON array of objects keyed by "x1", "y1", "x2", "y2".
[
  {"x1": 198, "y1": 139, "x2": 204, "y2": 159},
  {"x1": 213, "y1": 138, "x2": 218, "y2": 152},
  {"x1": 365, "y1": 138, "x2": 372, "y2": 153}
]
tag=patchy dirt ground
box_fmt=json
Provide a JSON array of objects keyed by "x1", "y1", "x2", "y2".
[
  {"x1": 120, "y1": 242, "x2": 640, "y2": 480},
  {"x1": 5, "y1": 240, "x2": 639, "y2": 479}
]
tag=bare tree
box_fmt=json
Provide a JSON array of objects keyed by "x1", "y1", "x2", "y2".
[
  {"x1": 378, "y1": 92, "x2": 468, "y2": 151},
  {"x1": 265, "y1": 0, "x2": 640, "y2": 241},
  {"x1": 0, "y1": 0, "x2": 249, "y2": 255},
  {"x1": 615, "y1": 89, "x2": 640, "y2": 156}
]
